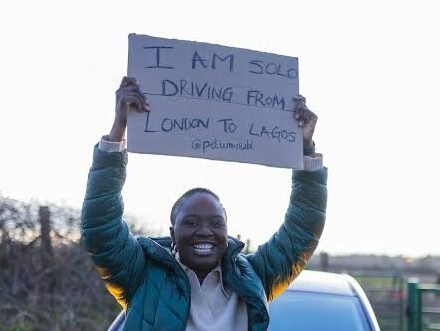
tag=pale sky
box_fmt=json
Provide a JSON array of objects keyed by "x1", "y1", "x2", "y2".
[{"x1": 1, "y1": 0, "x2": 439, "y2": 257}]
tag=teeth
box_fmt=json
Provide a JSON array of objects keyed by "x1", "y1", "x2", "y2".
[
  {"x1": 193, "y1": 243, "x2": 214, "y2": 255},
  {"x1": 193, "y1": 243, "x2": 214, "y2": 250}
]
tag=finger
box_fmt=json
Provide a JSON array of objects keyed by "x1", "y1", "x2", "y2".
[
  {"x1": 117, "y1": 86, "x2": 150, "y2": 108},
  {"x1": 294, "y1": 103, "x2": 308, "y2": 120},
  {"x1": 122, "y1": 85, "x2": 149, "y2": 104},
  {"x1": 117, "y1": 84, "x2": 144, "y2": 96},
  {"x1": 301, "y1": 111, "x2": 318, "y2": 128},
  {"x1": 122, "y1": 95, "x2": 140, "y2": 110},
  {"x1": 293, "y1": 97, "x2": 306, "y2": 111},
  {"x1": 121, "y1": 76, "x2": 138, "y2": 87},
  {"x1": 123, "y1": 93, "x2": 149, "y2": 112},
  {"x1": 131, "y1": 92, "x2": 150, "y2": 112},
  {"x1": 143, "y1": 99, "x2": 152, "y2": 112},
  {"x1": 292, "y1": 94, "x2": 307, "y2": 118},
  {"x1": 142, "y1": 94, "x2": 151, "y2": 110},
  {"x1": 293, "y1": 94, "x2": 306, "y2": 104},
  {"x1": 308, "y1": 112, "x2": 318, "y2": 123},
  {"x1": 135, "y1": 92, "x2": 151, "y2": 112},
  {"x1": 295, "y1": 105, "x2": 316, "y2": 128},
  {"x1": 120, "y1": 76, "x2": 139, "y2": 88}
]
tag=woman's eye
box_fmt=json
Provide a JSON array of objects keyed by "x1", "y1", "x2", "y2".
[
  {"x1": 213, "y1": 219, "x2": 225, "y2": 227},
  {"x1": 185, "y1": 219, "x2": 197, "y2": 226}
]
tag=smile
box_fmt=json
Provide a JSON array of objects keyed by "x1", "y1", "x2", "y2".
[{"x1": 192, "y1": 243, "x2": 214, "y2": 255}]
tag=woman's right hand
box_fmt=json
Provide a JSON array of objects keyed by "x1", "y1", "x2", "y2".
[{"x1": 109, "y1": 76, "x2": 151, "y2": 142}]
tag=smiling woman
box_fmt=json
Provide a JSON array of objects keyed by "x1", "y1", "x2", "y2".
[
  {"x1": 80, "y1": 76, "x2": 327, "y2": 331},
  {"x1": 170, "y1": 188, "x2": 228, "y2": 282}
]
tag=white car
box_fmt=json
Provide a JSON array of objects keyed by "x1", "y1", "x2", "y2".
[
  {"x1": 268, "y1": 270, "x2": 381, "y2": 331},
  {"x1": 108, "y1": 270, "x2": 381, "y2": 331}
]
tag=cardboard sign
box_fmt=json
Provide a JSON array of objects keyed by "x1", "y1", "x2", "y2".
[{"x1": 127, "y1": 34, "x2": 303, "y2": 169}]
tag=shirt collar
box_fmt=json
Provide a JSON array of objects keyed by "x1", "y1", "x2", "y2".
[{"x1": 175, "y1": 252, "x2": 231, "y2": 298}]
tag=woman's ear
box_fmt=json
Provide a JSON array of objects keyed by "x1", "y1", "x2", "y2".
[
  {"x1": 169, "y1": 226, "x2": 177, "y2": 256},
  {"x1": 169, "y1": 226, "x2": 175, "y2": 243}
]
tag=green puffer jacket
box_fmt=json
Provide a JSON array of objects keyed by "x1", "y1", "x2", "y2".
[{"x1": 81, "y1": 146, "x2": 327, "y2": 331}]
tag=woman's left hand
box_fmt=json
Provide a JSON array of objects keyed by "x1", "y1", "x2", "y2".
[{"x1": 293, "y1": 94, "x2": 318, "y2": 148}]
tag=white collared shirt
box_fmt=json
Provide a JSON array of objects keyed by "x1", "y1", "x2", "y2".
[{"x1": 176, "y1": 253, "x2": 248, "y2": 331}]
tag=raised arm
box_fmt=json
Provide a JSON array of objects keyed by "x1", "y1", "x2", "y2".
[
  {"x1": 246, "y1": 95, "x2": 327, "y2": 301},
  {"x1": 81, "y1": 77, "x2": 150, "y2": 308}
]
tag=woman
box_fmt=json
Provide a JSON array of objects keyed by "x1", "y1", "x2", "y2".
[{"x1": 81, "y1": 77, "x2": 327, "y2": 331}]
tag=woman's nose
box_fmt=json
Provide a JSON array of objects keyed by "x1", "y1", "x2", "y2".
[{"x1": 195, "y1": 222, "x2": 214, "y2": 236}]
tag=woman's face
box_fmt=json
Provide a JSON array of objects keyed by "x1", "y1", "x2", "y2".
[{"x1": 170, "y1": 192, "x2": 228, "y2": 278}]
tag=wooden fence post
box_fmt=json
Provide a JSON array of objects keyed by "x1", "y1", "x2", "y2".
[{"x1": 39, "y1": 206, "x2": 53, "y2": 269}]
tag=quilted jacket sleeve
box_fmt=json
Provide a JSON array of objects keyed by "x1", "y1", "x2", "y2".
[
  {"x1": 80, "y1": 145, "x2": 146, "y2": 309},
  {"x1": 246, "y1": 168, "x2": 327, "y2": 301}
]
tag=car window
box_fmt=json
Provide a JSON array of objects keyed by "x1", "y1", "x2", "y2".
[{"x1": 268, "y1": 291, "x2": 372, "y2": 331}]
